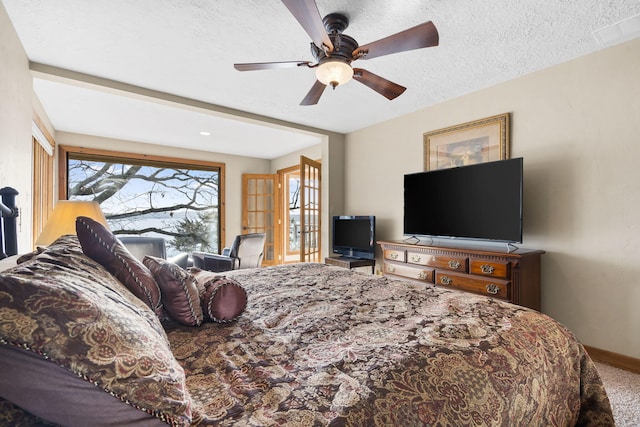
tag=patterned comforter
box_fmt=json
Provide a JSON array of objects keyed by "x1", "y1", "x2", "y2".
[{"x1": 166, "y1": 263, "x2": 613, "y2": 426}]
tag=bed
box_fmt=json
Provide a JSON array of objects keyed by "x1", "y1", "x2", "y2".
[
  {"x1": 0, "y1": 225, "x2": 613, "y2": 425},
  {"x1": 171, "y1": 263, "x2": 614, "y2": 426}
]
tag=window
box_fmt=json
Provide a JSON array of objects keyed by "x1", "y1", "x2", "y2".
[
  {"x1": 287, "y1": 172, "x2": 301, "y2": 253},
  {"x1": 60, "y1": 146, "x2": 224, "y2": 256},
  {"x1": 32, "y1": 116, "x2": 55, "y2": 247},
  {"x1": 278, "y1": 166, "x2": 301, "y2": 255}
]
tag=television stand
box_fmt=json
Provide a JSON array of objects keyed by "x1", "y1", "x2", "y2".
[
  {"x1": 324, "y1": 256, "x2": 375, "y2": 274},
  {"x1": 378, "y1": 240, "x2": 544, "y2": 310}
]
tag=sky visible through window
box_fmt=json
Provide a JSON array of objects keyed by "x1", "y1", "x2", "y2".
[{"x1": 67, "y1": 157, "x2": 220, "y2": 256}]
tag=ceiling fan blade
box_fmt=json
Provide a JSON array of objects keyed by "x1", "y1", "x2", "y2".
[
  {"x1": 234, "y1": 61, "x2": 313, "y2": 71},
  {"x1": 281, "y1": 0, "x2": 333, "y2": 52},
  {"x1": 353, "y1": 68, "x2": 406, "y2": 100},
  {"x1": 300, "y1": 80, "x2": 327, "y2": 105},
  {"x1": 353, "y1": 21, "x2": 439, "y2": 60}
]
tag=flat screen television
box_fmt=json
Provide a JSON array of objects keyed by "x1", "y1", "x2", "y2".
[
  {"x1": 404, "y1": 158, "x2": 523, "y2": 243},
  {"x1": 332, "y1": 215, "x2": 376, "y2": 259}
]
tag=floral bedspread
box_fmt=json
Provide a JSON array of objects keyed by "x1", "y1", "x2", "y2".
[
  {"x1": 0, "y1": 237, "x2": 190, "y2": 426},
  {"x1": 167, "y1": 263, "x2": 613, "y2": 426}
]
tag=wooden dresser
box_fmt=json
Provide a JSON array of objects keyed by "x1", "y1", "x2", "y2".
[{"x1": 378, "y1": 240, "x2": 544, "y2": 310}]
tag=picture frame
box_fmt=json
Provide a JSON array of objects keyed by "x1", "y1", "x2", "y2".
[{"x1": 423, "y1": 113, "x2": 510, "y2": 171}]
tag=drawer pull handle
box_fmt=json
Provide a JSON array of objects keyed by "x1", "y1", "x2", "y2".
[
  {"x1": 390, "y1": 252, "x2": 399, "y2": 260},
  {"x1": 481, "y1": 264, "x2": 495, "y2": 274},
  {"x1": 440, "y1": 276, "x2": 452, "y2": 285},
  {"x1": 387, "y1": 265, "x2": 396, "y2": 273},
  {"x1": 486, "y1": 284, "x2": 500, "y2": 295},
  {"x1": 448, "y1": 260, "x2": 461, "y2": 269},
  {"x1": 410, "y1": 254, "x2": 422, "y2": 263},
  {"x1": 418, "y1": 271, "x2": 429, "y2": 280}
]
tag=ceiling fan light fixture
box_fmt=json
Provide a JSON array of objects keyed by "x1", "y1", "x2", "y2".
[{"x1": 315, "y1": 59, "x2": 353, "y2": 89}]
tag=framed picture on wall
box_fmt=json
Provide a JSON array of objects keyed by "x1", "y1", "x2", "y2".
[{"x1": 423, "y1": 113, "x2": 510, "y2": 171}]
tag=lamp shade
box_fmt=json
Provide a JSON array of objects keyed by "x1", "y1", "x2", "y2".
[
  {"x1": 315, "y1": 60, "x2": 353, "y2": 88},
  {"x1": 35, "y1": 200, "x2": 109, "y2": 247}
]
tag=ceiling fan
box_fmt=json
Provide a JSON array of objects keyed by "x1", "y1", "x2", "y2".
[{"x1": 234, "y1": 0, "x2": 439, "y2": 106}]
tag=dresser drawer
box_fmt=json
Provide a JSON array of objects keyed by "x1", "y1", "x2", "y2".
[
  {"x1": 385, "y1": 263, "x2": 434, "y2": 283},
  {"x1": 384, "y1": 248, "x2": 406, "y2": 263},
  {"x1": 435, "y1": 271, "x2": 510, "y2": 300},
  {"x1": 469, "y1": 259, "x2": 510, "y2": 279},
  {"x1": 424, "y1": 254, "x2": 468, "y2": 272},
  {"x1": 406, "y1": 250, "x2": 430, "y2": 266}
]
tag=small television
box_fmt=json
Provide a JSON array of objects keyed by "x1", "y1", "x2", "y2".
[
  {"x1": 332, "y1": 215, "x2": 376, "y2": 259},
  {"x1": 404, "y1": 158, "x2": 523, "y2": 243}
]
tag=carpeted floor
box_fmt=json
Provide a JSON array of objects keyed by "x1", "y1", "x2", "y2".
[{"x1": 595, "y1": 362, "x2": 640, "y2": 426}]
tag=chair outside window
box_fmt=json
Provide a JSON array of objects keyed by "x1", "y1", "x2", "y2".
[
  {"x1": 119, "y1": 236, "x2": 191, "y2": 268},
  {"x1": 119, "y1": 236, "x2": 167, "y2": 260},
  {"x1": 192, "y1": 233, "x2": 266, "y2": 272}
]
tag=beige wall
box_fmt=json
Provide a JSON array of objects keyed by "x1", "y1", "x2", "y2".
[
  {"x1": 270, "y1": 144, "x2": 322, "y2": 173},
  {"x1": 0, "y1": 4, "x2": 33, "y2": 251},
  {"x1": 345, "y1": 38, "x2": 640, "y2": 359}
]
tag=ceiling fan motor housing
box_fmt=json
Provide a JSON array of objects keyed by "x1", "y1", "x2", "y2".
[
  {"x1": 323, "y1": 13, "x2": 349, "y2": 34},
  {"x1": 311, "y1": 13, "x2": 359, "y2": 64}
]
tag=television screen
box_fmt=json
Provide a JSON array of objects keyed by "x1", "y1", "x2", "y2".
[
  {"x1": 404, "y1": 158, "x2": 523, "y2": 243},
  {"x1": 332, "y1": 216, "x2": 376, "y2": 259}
]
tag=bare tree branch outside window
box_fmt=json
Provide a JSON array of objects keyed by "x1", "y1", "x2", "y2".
[
  {"x1": 68, "y1": 157, "x2": 220, "y2": 255},
  {"x1": 289, "y1": 176, "x2": 301, "y2": 251}
]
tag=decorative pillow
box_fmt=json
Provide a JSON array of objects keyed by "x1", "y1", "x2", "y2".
[
  {"x1": 143, "y1": 256, "x2": 203, "y2": 327},
  {"x1": 75, "y1": 216, "x2": 163, "y2": 316},
  {"x1": 0, "y1": 235, "x2": 192, "y2": 426},
  {"x1": 191, "y1": 269, "x2": 248, "y2": 322}
]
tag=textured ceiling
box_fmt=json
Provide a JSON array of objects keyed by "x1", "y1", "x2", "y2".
[{"x1": 3, "y1": 0, "x2": 640, "y2": 159}]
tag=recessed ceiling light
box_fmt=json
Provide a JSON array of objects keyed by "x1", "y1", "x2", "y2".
[{"x1": 199, "y1": 131, "x2": 211, "y2": 136}]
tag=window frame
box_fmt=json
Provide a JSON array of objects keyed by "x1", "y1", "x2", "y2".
[
  {"x1": 32, "y1": 115, "x2": 56, "y2": 248},
  {"x1": 278, "y1": 165, "x2": 301, "y2": 257},
  {"x1": 58, "y1": 145, "x2": 226, "y2": 252}
]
